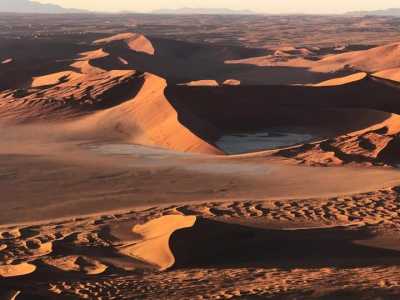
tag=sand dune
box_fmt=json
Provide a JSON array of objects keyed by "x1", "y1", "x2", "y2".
[
  {"x1": 0, "y1": 69, "x2": 144, "y2": 123},
  {"x1": 0, "y1": 263, "x2": 36, "y2": 278},
  {"x1": 3, "y1": 185, "x2": 400, "y2": 298},
  {"x1": 180, "y1": 79, "x2": 219, "y2": 86},
  {"x1": 94, "y1": 33, "x2": 155, "y2": 55},
  {"x1": 309, "y1": 72, "x2": 367, "y2": 86},
  {"x1": 222, "y1": 79, "x2": 241, "y2": 85},
  {"x1": 2, "y1": 49, "x2": 400, "y2": 156},
  {"x1": 70, "y1": 49, "x2": 109, "y2": 74},
  {"x1": 373, "y1": 67, "x2": 400, "y2": 82},
  {"x1": 31, "y1": 70, "x2": 83, "y2": 88},
  {"x1": 3, "y1": 29, "x2": 400, "y2": 299},
  {"x1": 119, "y1": 215, "x2": 196, "y2": 270},
  {"x1": 72, "y1": 73, "x2": 221, "y2": 154},
  {"x1": 227, "y1": 42, "x2": 400, "y2": 82},
  {"x1": 310, "y1": 42, "x2": 400, "y2": 73},
  {"x1": 166, "y1": 75, "x2": 400, "y2": 136}
]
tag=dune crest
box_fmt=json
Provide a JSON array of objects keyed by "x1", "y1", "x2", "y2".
[
  {"x1": 94, "y1": 33, "x2": 155, "y2": 55},
  {"x1": 118, "y1": 215, "x2": 196, "y2": 270},
  {"x1": 310, "y1": 72, "x2": 367, "y2": 86},
  {"x1": 74, "y1": 73, "x2": 221, "y2": 154}
]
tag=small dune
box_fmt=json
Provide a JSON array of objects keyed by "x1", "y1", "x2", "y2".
[
  {"x1": 0, "y1": 263, "x2": 36, "y2": 278},
  {"x1": 223, "y1": 79, "x2": 241, "y2": 85},
  {"x1": 118, "y1": 215, "x2": 196, "y2": 270},
  {"x1": 180, "y1": 80, "x2": 219, "y2": 86},
  {"x1": 94, "y1": 33, "x2": 155, "y2": 55}
]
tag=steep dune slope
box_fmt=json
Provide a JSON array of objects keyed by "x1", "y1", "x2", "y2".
[
  {"x1": 2, "y1": 33, "x2": 400, "y2": 158},
  {"x1": 165, "y1": 74, "x2": 400, "y2": 162},
  {"x1": 166, "y1": 74, "x2": 400, "y2": 134},
  {"x1": 68, "y1": 73, "x2": 221, "y2": 154}
]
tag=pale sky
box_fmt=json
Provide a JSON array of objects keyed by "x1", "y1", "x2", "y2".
[{"x1": 34, "y1": 0, "x2": 400, "y2": 14}]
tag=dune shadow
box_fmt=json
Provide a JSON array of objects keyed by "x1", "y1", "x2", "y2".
[
  {"x1": 91, "y1": 37, "x2": 344, "y2": 86},
  {"x1": 170, "y1": 218, "x2": 400, "y2": 269}
]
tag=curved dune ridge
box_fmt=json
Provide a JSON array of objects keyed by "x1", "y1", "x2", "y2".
[
  {"x1": 309, "y1": 72, "x2": 367, "y2": 87},
  {"x1": 94, "y1": 33, "x2": 155, "y2": 56},
  {"x1": 119, "y1": 215, "x2": 196, "y2": 270},
  {"x1": 71, "y1": 49, "x2": 109, "y2": 74},
  {"x1": 69, "y1": 73, "x2": 221, "y2": 154}
]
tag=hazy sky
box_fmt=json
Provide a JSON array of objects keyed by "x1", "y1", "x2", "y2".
[{"x1": 35, "y1": 0, "x2": 400, "y2": 14}]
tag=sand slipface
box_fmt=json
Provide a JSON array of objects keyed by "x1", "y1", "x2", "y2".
[
  {"x1": 119, "y1": 215, "x2": 197, "y2": 270},
  {"x1": 72, "y1": 73, "x2": 221, "y2": 154}
]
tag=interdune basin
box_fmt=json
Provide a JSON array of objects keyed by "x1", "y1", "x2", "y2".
[{"x1": 3, "y1": 14, "x2": 400, "y2": 299}]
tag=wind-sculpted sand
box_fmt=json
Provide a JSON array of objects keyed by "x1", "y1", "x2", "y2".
[
  {"x1": 2, "y1": 187, "x2": 400, "y2": 299},
  {"x1": 3, "y1": 27, "x2": 400, "y2": 299}
]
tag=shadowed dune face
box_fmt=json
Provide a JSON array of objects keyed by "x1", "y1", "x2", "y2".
[
  {"x1": 170, "y1": 218, "x2": 400, "y2": 269},
  {"x1": 69, "y1": 73, "x2": 221, "y2": 154},
  {"x1": 88, "y1": 33, "x2": 347, "y2": 85},
  {"x1": 165, "y1": 75, "x2": 400, "y2": 139}
]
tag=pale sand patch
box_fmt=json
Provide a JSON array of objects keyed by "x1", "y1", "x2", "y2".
[{"x1": 180, "y1": 79, "x2": 219, "y2": 86}]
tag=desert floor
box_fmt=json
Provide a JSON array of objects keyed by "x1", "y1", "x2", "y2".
[{"x1": 3, "y1": 13, "x2": 400, "y2": 300}]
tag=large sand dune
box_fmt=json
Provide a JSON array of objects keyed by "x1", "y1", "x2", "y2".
[{"x1": 3, "y1": 29, "x2": 400, "y2": 299}]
